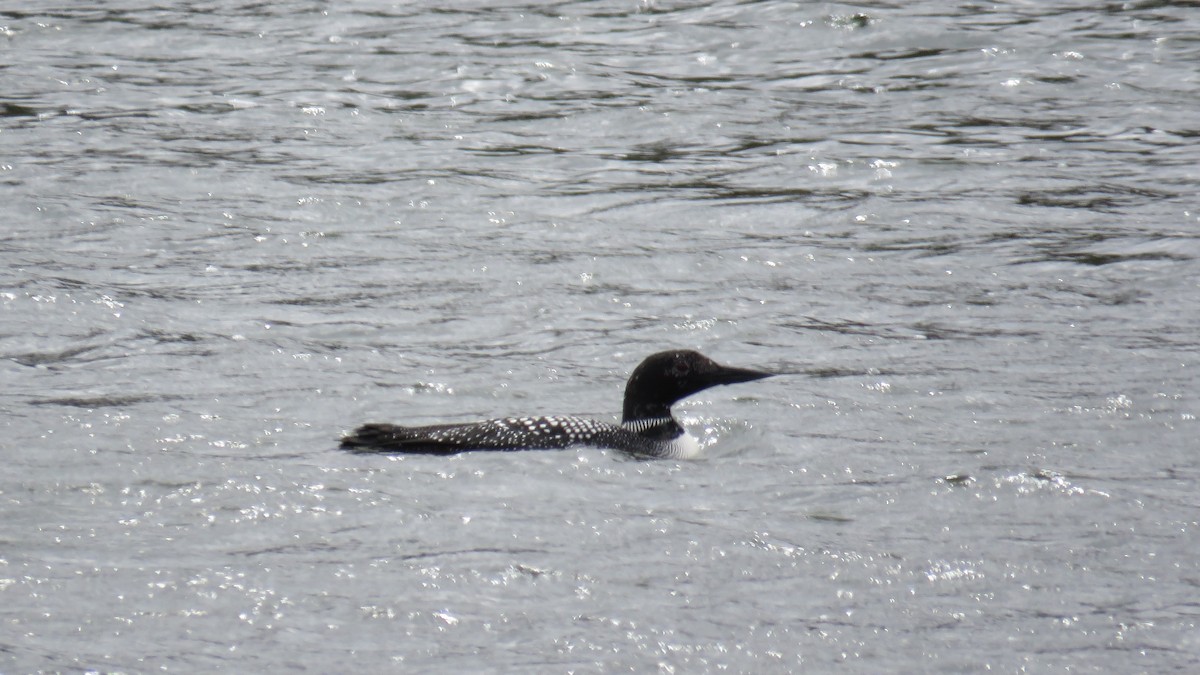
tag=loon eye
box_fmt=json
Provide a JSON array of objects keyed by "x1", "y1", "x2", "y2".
[{"x1": 672, "y1": 359, "x2": 690, "y2": 377}]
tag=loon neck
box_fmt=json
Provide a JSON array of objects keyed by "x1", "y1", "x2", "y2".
[
  {"x1": 621, "y1": 415, "x2": 684, "y2": 441},
  {"x1": 621, "y1": 401, "x2": 674, "y2": 425}
]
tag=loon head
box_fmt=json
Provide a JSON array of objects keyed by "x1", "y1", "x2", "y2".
[{"x1": 621, "y1": 350, "x2": 772, "y2": 423}]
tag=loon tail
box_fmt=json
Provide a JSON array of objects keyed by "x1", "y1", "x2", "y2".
[{"x1": 340, "y1": 423, "x2": 467, "y2": 455}]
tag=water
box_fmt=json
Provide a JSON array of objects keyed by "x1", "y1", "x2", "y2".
[{"x1": 3, "y1": 1, "x2": 1198, "y2": 671}]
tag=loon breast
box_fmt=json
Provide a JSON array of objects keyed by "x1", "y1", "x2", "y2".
[{"x1": 651, "y1": 431, "x2": 701, "y2": 460}]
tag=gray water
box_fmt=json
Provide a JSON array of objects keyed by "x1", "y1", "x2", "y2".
[{"x1": 3, "y1": 1, "x2": 1199, "y2": 672}]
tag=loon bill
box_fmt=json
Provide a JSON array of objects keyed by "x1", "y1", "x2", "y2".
[{"x1": 340, "y1": 349, "x2": 772, "y2": 459}]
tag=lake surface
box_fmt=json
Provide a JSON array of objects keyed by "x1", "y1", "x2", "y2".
[{"x1": 3, "y1": 1, "x2": 1199, "y2": 671}]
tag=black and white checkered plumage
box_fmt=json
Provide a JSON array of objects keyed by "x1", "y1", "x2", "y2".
[{"x1": 340, "y1": 350, "x2": 771, "y2": 459}]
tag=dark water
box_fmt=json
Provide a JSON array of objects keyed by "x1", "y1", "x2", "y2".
[{"x1": 3, "y1": 1, "x2": 1199, "y2": 671}]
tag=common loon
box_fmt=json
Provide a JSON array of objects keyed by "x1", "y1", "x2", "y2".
[{"x1": 340, "y1": 349, "x2": 772, "y2": 459}]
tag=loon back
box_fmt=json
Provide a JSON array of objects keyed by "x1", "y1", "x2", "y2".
[
  {"x1": 340, "y1": 416, "x2": 694, "y2": 458},
  {"x1": 340, "y1": 349, "x2": 772, "y2": 459}
]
